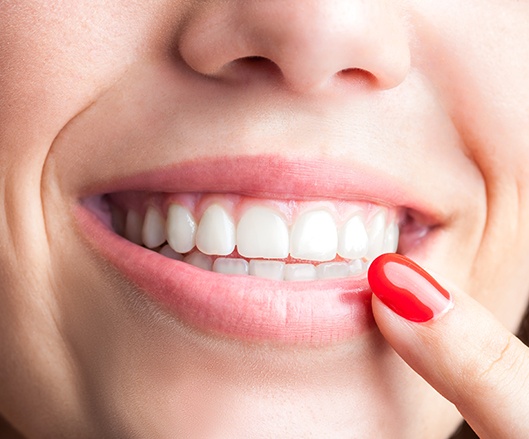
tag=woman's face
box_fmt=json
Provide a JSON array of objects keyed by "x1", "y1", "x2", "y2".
[{"x1": 2, "y1": 1, "x2": 529, "y2": 437}]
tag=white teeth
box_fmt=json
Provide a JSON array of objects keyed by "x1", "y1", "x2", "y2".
[
  {"x1": 366, "y1": 210, "x2": 387, "y2": 259},
  {"x1": 167, "y1": 204, "x2": 197, "y2": 254},
  {"x1": 249, "y1": 260, "x2": 285, "y2": 280},
  {"x1": 213, "y1": 258, "x2": 249, "y2": 276},
  {"x1": 237, "y1": 206, "x2": 289, "y2": 259},
  {"x1": 124, "y1": 210, "x2": 144, "y2": 245},
  {"x1": 184, "y1": 251, "x2": 213, "y2": 271},
  {"x1": 179, "y1": 254, "x2": 370, "y2": 280},
  {"x1": 119, "y1": 198, "x2": 404, "y2": 281},
  {"x1": 142, "y1": 206, "x2": 166, "y2": 248},
  {"x1": 290, "y1": 210, "x2": 338, "y2": 262},
  {"x1": 316, "y1": 262, "x2": 351, "y2": 279},
  {"x1": 283, "y1": 263, "x2": 318, "y2": 281},
  {"x1": 159, "y1": 244, "x2": 184, "y2": 261},
  {"x1": 195, "y1": 204, "x2": 236, "y2": 256},
  {"x1": 337, "y1": 215, "x2": 368, "y2": 259},
  {"x1": 383, "y1": 222, "x2": 399, "y2": 253},
  {"x1": 349, "y1": 259, "x2": 365, "y2": 276}
]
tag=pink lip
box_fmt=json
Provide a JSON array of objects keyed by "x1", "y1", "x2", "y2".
[
  {"x1": 75, "y1": 155, "x2": 437, "y2": 345},
  {"x1": 81, "y1": 155, "x2": 441, "y2": 224},
  {"x1": 77, "y1": 207, "x2": 374, "y2": 344}
]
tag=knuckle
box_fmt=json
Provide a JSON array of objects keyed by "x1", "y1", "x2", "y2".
[{"x1": 475, "y1": 333, "x2": 529, "y2": 394}]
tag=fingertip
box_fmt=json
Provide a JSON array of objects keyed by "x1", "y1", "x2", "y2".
[
  {"x1": 370, "y1": 290, "x2": 416, "y2": 342},
  {"x1": 368, "y1": 253, "x2": 452, "y2": 323}
]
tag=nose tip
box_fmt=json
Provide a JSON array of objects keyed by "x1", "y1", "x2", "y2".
[{"x1": 178, "y1": 1, "x2": 411, "y2": 93}]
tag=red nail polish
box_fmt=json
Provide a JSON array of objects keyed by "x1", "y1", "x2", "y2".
[{"x1": 368, "y1": 254, "x2": 452, "y2": 322}]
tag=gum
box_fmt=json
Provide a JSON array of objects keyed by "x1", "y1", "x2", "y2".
[{"x1": 107, "y1": 191, "x2": 403, "y2": 227}]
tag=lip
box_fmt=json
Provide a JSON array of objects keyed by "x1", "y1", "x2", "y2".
[
  {"x1": 75, "y1": 155, "x2": 440, "y2": 345},
  {"x1": 79, "y1": 155, "x2": 443, "y2": 223}
]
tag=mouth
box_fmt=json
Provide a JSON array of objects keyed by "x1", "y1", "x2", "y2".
[
  {"x1": 75, "y1": 155, "x2": 438, "y2": 345},
  {"x1": 109, "y1": 190, "x2": 403, "y2": 280}
]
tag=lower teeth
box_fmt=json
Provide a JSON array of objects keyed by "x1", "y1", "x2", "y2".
[{"x1": 156, "y1": 245, "x2": 369, "y2": 281}]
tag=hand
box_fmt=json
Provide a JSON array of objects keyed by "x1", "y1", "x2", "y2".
[{"x1": 368, "y1": 254, "x2": 529, "y2": 439}]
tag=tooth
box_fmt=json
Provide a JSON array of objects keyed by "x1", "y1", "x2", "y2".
[
  {"x1": 349, "y1": 259, "x2": 366, "y2": 276},
  {"x1": 237, "y1": 206, "x2": 289, "y2": 259},
  {"x1": 159, "y1": 244, "x2": 184, "y2": 261},
  {"x1": 382, "y1": 222, "x2": 399, "y2": 253},
  {"x1": 167, "y1": 204, "x2": 197, "y2": 254},
  {"x1": 249, "y1": 260, "x2": 285, "y2": 280},
  {"x1": 213, "y1": 258, "x2": 249, "y2": 276},
  {"x1": 196, "y1": 204, "x2": 236, "y2": 256},
  {"x1": 183, "y1": 251, "x2": 213, "y2": 271},
  {"x1": 316, "y1": 262, "x2": 350, "y2": 279},
  {"x1": 125, "y1": 210, "x2": 143, "y2": 245},
  {"x1": 337, "y1": 215, "x2": 368, "y2": 259},
  {"x1": 290, "y1": 210, "x2": 338, "y2": 262},
  {"x1": 142, "y1": 206, "x2": 166, "y2": 248},
  {"x1": 283, "y1": 263, "x2": 317, "y2": 281},
  {"x1": 366, "y1": 210, "x2": 387, "y2": 259}
]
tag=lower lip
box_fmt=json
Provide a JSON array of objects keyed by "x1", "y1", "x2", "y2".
[{"x1": 76, "y1": 205, "x2": 376, "y2": 345}]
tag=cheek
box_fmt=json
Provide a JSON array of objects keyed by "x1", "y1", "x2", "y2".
[
  {"x1": 0, "y1": 4, "x2": 170, "y2": 429},
  {"x1": 411, "y1": 0, "x2": 529, "y2": 325},
  {"x1": 0, "y1": 0, "x2": 176, "y2": 170},
  {"x1": 0, "y1": 0, "x2": 177, "y2": 307},
  {"x1": 412, "y1": 0, "x2": 529, "y2": 170}
]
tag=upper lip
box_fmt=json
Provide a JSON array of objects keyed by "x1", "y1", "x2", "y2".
[{"x1": 80, "y1": 154, "x2": 444, "y2": 229}]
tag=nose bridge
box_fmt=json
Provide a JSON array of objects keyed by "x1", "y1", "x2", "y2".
[{"x1": 178, "y1": 0, "x2": 411, "y2": 92}]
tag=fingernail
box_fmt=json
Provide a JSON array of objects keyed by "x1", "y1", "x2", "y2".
[{"x1": 368, "y1": 254, "x2": 453, "y2": 322}]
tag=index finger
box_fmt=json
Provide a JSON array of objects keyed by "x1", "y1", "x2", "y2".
[{"x1": 369, "y1": 253, "x2": 529, "y2": 439}]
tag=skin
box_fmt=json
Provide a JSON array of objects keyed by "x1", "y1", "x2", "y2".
[{"x1": 1, "y1": 0, "x2": 529, "y2": 438}]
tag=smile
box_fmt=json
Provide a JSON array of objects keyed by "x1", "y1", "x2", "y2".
[
  {"x1": 107, "y1": 192, "x2": 401, "y2": 281},
  {"x1": 76, "y1": 156, "x2": 438, "y2": 345}
]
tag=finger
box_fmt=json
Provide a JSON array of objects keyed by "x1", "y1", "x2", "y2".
[{"x1": 368, "y1": 253, "x2": 529, "y2": 439}]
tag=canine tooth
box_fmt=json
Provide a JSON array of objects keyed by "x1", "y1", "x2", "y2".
[
  {"x1": 249, "y1": 260, "x2": 285, "y2": 280},
  {"x1": 142, "y1": 207, "x2": 166, "y2": 248},
  {"x1": 125, "y1": 210, "x2": 143, "y2": 245},
  {"x1": 184, "y1": 251, "x2": 213, "y2": 271},
  {"x1": 316, "y1": 262, "x2": 350, "y2": 279},
  {"x1": 196, "y1": 204, "x2": 236, "y2": 256},
  {"x1": 337, "y1": 215, "x2": 368, "y2": 259},
  {"x1": 366, "y1": 210, "x2": 386, "y2": 258},
  {"x1": 159, "y1": 244, "x2": 184, "y2": 261},
  {"x1": 213, "y1": 258, "x2": 249, "y2": 276},
  {"x1": 382, "y1": 222, "x2": 399, "y2": 253},
  {"x1": 167, "y1": 204, "x2": 197, "y2": 254},
  {"x1": 237, "y1": 206, "x2": 289, "y2": 259},
  {"x1": 283, "y1": 264, "x2": 317, "y2": 281},
  {"x1": 290, "y1": 210, "x2": 338, "y2": 262}
]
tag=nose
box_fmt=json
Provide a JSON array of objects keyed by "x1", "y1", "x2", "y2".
[{"x1": 178, "y1": 0, "x2": 411, "y2": 93}]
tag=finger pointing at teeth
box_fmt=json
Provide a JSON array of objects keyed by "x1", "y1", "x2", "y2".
[{"x1": 368, "y1": 254, "x2": 529, "y2": 439}]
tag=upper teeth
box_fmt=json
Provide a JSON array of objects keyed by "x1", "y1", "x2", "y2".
[
  {"x1": 237, "y1": 206, "x2": 290, "y2": 259},
  {"x1": 118, "y1": 196, "x2": 400, "y2": 281}
]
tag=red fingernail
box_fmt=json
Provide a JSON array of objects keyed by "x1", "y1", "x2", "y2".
[{"x1": 368, "y1": 254, "x2": 452, "y2": 322}]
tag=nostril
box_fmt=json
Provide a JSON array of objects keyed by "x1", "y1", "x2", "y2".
[
  {"x1": 234, "y1": 56, "x2": 277, "y2": 70},
  {"x1": 240, "y1": 56, "x2": 270, "y2": 64},
  {"x1": 337, "y1": 68, "x2": 376, "y2": 87},
  {"x1": 223, "y1": 55, "x2": 283, "y2": 84}
]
